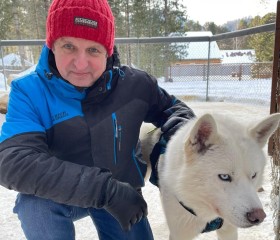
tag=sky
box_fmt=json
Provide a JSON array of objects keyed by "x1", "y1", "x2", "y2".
[{"x1": 184, "y1": 0, "x2": 278, "y2": 25}]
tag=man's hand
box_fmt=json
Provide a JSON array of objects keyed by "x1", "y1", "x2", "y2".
[
  {"x1": 104, "y1": 179, "x2": 148, "y2": 231},
  {"x1": 161, "y1": 116, "x2": 189, "y2": 141}
]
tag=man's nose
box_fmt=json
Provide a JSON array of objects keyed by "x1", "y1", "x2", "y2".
[{"x1": 73, "y1": 51, "x2": 88, "y2": 70}]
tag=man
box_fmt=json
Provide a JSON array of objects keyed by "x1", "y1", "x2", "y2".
[{"x1": 0, "y1": 0, "x2": 195, "y2": 239}]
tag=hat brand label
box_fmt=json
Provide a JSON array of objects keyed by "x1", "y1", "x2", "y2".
[{"x1": 74, "y1": 17, "x2": 98, "y2": 28}]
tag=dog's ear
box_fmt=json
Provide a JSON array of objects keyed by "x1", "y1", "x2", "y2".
[
  {"x1": 249, "y1": 113, "x2": 280, "y2": 147},
  {"x1": 187, "y1": 114, "x2": 218, "y2": 154}
]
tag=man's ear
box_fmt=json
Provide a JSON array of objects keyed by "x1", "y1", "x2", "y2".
[{"x1": 106, "y1": 45, "x2": 121, "y2": 70}]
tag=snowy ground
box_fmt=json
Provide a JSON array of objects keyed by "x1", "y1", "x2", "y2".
[
  {"x1": 0, "y1": 101, "x2": 277, "y2": 239},
  {"x1": 158, "y1": 77, "x2": 272, "y2": 106}
]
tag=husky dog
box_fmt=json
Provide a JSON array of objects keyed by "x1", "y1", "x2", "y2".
[{"x1": 140, "y1": 112, "x2": 280, "y2": 240}]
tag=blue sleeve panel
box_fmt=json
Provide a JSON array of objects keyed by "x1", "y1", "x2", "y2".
[{"x1": 0, "y1": 73, "x2": 85, "y2": 143}]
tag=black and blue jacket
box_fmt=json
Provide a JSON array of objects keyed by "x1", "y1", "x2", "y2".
[{"x1": 0, "y1": 45, "x2": 194, "y2": 208}]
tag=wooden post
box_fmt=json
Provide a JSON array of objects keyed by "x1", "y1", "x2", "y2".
[
  {"x1": 269, "y1": 3, "x2": 280, "y2": 240},
  {"x1": 269, "y1": 0, "x2": 280, "y2": 162}
]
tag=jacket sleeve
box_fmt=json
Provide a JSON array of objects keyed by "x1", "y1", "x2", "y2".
[
  {"x1": 0, "y1": 81, "x2": 112, "y2": 208},
  {"x1": 144, "y1": 74, "x2": 196, "y2": 129}
]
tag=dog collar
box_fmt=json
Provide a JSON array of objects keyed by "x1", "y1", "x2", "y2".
[{"x1": 179, "y1": 201, "x2": 224, "y2": 233}]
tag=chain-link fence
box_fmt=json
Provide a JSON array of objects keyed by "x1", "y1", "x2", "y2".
[
  {"x1": 0, "y1": 24, "x2": 275, "y2": 107},
  {"x1": 0, "y1": 22, "x2": 279, "y2": 239}
]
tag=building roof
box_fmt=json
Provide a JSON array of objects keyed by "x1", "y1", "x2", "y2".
[
  {"x1": 220, "y1": 50, "x2": 256, "y2": 64},
  {"x1": 170, "y1": 31, "x2": 222, "y2": 60},
  {"x1": 1, "y1": 53, "x2": 33, "y2": 67}
]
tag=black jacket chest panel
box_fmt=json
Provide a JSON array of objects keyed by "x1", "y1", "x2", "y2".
[
  {"x1": 46, "y1": 116, "x2": 93, "y2": 166},
  {"x1": 83, "y1": 95, "x2": 149, "y2": 185}
]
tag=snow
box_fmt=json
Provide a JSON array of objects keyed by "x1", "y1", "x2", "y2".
[
  {"x1": 1, "y1": 53, "x2": 33, "y2": 67},
  {"x1": 0, "y1": 73, "x2": 6, "y2": 86},
  {"x1": 170, "y1": 32, "x2": 221, "y2": 60},
  {"x1": 11, "y1": 64, "x2": 36, "y2": 78},
  {"x1": 0, "y1": 101, "x2": 277, "y2": 239},
  {"x1": 220, "y1": 50, "x2": 256, "y2": 64},
  {"x1": 158, "y1": 77, "x2": 272, "y2": 106}
]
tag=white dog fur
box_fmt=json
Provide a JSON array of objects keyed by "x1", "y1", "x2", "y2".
[{"x1": 140, "y1": 112, "x2": 280, "y2": 240}]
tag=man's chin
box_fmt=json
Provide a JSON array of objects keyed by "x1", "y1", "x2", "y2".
[{"x1": 69, "y1": 79, "x2": 96, "y2": 88}]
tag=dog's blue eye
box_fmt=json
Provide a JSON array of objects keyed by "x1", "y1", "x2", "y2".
[
  {"x1": 252, "y1": 173, "x2": 257, "y2": 179},
  {"x1": 218, "y1": 174, "x2": 232, "y2": 182}
]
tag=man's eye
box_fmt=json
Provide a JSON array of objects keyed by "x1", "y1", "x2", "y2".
[
  {"x1": 63, "y1": 44, "x2": 74, "y2": 50},
  {"x1": 88, "y1": 48, "x2": 99, "y2": 55}
]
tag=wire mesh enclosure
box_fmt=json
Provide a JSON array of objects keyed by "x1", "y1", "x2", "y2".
[
  {"x1": 1, "y1": 25, "x2": 275, "y2": 106},
  {"x1": 0, "y1": 20, "x2": 279, "y2": 238}
]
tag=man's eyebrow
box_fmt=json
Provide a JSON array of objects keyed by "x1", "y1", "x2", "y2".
[{"x1": 59, "y1": 38, "x2": 73, "y2": 44}]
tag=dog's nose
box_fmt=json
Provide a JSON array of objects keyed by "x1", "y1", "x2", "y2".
[{"x1": 246, "y1": 208, "x2": 266, "y2": 224}]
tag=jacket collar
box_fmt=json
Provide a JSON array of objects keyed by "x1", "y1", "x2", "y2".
[{"x1": 83, "y1": 68, "x2": 119, "y2": 104}]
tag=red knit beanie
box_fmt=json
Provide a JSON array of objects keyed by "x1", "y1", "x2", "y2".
[{"x1": 46, "y1": 0, "x2": 115, "y2": 56}]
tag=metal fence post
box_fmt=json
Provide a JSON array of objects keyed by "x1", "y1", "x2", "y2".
[
  {"x1": 205, "y1": 39, "x2": 211, "y2": 101},
  {"x1": 0, "y1": 42, "x2": 8, "y2": 91}
]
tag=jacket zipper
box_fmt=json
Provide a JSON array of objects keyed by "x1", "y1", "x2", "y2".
[{"x1": 112, "y1": 113, "x2": 122, "y2": 164}]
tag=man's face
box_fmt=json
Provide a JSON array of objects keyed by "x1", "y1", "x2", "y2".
[{"x1": 52, "y1": 37, "x2": 108, "y2": 87}]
